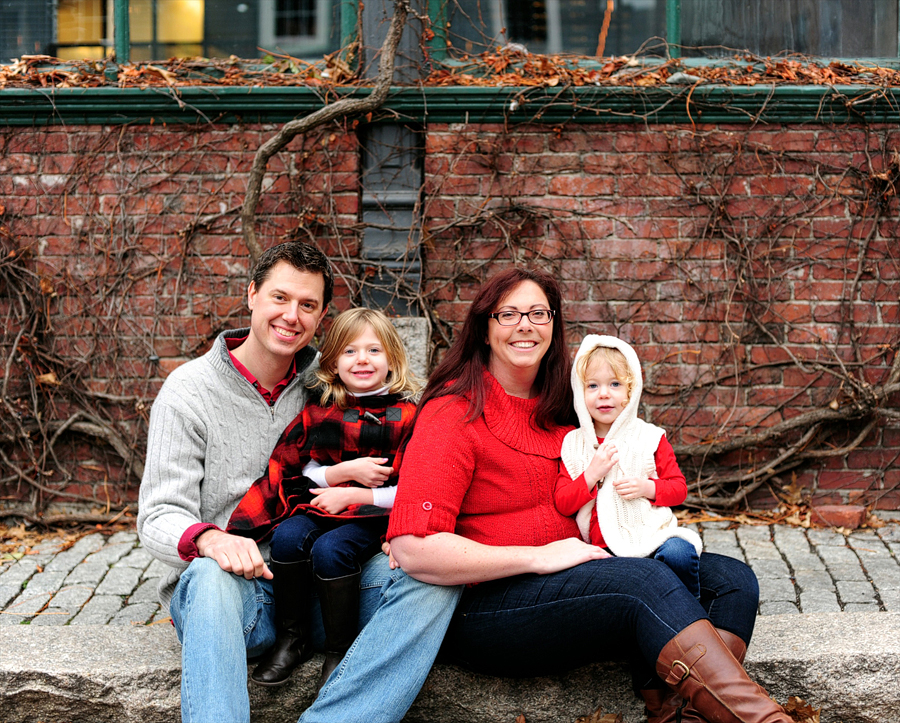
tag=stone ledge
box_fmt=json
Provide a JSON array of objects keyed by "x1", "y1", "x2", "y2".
[{"x1": 1, "y1": 613, "x2": 898, "y2": 723}]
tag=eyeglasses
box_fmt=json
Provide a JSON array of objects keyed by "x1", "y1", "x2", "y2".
[{"x1": 488, "y1": 309, "x2": 555, "y2": 326}]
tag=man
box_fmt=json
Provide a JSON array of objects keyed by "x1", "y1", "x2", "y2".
[{"x1": 137, "y1": 241, "x2": 332, "y2": 721}]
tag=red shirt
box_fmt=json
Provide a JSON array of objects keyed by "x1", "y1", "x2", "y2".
[
  {"x1": 225, "y1": 335, "x2": 296, "y2": 406},
  {"x1": 553, "y1": 435, "x2": 686, "y2": 548}
]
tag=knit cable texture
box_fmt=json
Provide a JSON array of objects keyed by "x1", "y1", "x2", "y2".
[{"x1": 560, "y1": 335, "x2": 702, "y2": 558}]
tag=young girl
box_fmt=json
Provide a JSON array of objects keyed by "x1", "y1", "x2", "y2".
[
  {"x1": 227, "y1": 308, "x2": 419, "y2": 690},
  {"x1": 555, "y1": 334, "x2": 702, "y2": 597}
]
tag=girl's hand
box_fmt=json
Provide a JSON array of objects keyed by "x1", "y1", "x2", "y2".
[
  {"x1": 327, "y1": 457, "x2": 393, "y2": 488},
  {"x1": 612, "y1": 476, "x2": 656, "y2": 500},
  {"x1": 309, "y1": 486, "x2": 371, "y2": 514},
  {"x1": 584, "y1": 441, "x2": 619, "y2": 489},
  {"x1": 530, "y1": 537, "x2": 612, "y2": 575}
]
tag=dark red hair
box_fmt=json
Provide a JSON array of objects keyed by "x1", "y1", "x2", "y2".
[{"x1": 419, "y1": 267, "x2": 574, "y2": 429}]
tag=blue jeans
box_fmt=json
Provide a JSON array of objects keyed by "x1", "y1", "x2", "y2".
[
  {"x1": 271, "y1": 514, "x2": 386, "y2": 578},
  {"x1": 442, "y1": 552, "x2": 758, "y2": 680},
  {"x1": 298, "y1": 554, "x2": 463, "y2": 723},
  {"x1": 170, "y1": 557, "x2": 278, "y2": 723},
  {"x1": 171, "y1": 555, "x2": 462, "y2": 723},
  {"x1": 653, "y1": 537, "x2": 701, "y2": 599}
]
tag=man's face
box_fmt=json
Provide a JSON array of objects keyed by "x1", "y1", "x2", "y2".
[{"x1": 246, "y1": 260, "x2": 327, "y2": 364}]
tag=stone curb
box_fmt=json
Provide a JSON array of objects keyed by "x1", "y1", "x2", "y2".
[{"x1": 2, "y1": 612, "x2": 898, "y2": 723}]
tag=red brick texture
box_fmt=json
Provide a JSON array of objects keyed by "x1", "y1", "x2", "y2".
[{"x1": 1, "y1": 121, "x2": 898, "y2": 510}]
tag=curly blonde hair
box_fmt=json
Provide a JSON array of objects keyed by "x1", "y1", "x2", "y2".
[{"x1": 312, "y1": 308, "x2": 420, "y2": 409}]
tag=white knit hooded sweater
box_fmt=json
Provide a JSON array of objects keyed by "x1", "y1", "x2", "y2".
[{"x1": 560, "y1": 335, "x2": 702, "y2": 558}]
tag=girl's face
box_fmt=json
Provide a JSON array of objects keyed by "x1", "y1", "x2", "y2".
[
  {"x1": 335, "y1": 323, "x2": 392, "y2": 396},
  {"x1": 582, "y1": 357, "x2": 629, "y2": 437}
]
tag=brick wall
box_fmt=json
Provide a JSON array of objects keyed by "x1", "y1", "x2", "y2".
[{"x1": 1, "y1": 120, "x2": 898, "y2": 511}]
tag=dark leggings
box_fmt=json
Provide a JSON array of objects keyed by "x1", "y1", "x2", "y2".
[{"x1": 270, "y1": 514, "x2": 386, "y2": 579}]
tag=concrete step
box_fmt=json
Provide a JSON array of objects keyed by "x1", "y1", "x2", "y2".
[{"x1": 2, "y1": 613, "x2": 898, "y2": 723}]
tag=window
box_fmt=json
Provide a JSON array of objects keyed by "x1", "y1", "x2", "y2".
[
  {"x1": 1, "y1": 0, "x2": 55, "y2": 61},
  {"x1": 259, "y1": 0, "x2": 336, "y2": 56},
  {"x1": 0, "y1": 0, "x2": 339, "y2": 63},
  {"x1": 438, "y1": 0, "x2": 899, "y2": 59},
  {"x1": 681, "y1": 0, "x2": 898, "y2": 58}
]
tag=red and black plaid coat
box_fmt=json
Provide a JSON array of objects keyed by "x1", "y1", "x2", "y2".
[{"x1": 227, "y1": 393, "x2": 417, "y2": 542}]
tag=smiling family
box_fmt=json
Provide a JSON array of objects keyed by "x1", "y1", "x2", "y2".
[{"x1": 137, "y1": 241, "x2": 791, "y2": 723}]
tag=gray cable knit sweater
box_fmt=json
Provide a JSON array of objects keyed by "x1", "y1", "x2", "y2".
[{"x1": 136, "y1": 329, "x2": 318, "y2": 610}]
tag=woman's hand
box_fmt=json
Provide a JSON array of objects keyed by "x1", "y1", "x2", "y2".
[
  {"x1": 584, "y1": 441, "x2": 619, "y2": 489},
  {"x1": 326, "y1": 457, "x2": 393, "y2": 488},
  {"x1": 529, "y1": 537, "x2": 612, "y2": 575},
  {"x1": 612, "y1": 476, "x2": 655, "y2": 500},
  {"x1": 309, "y1": 486, "x2": 373, "y2": 514}
]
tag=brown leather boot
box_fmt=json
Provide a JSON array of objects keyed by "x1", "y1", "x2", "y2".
[
  {"x1": 651, "y1": 627, "x2": 750, "y2": 722},
  {"x1": 655, "y1": 619, "x2": 790, "y2": 723},
  {"x1": 639, "y1": 686, "x2": 682, "y2": 723}
]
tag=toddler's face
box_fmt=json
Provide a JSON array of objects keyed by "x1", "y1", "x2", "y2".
[
  {"x1": 582, "y1": 357, "x2": 629, "y2": 437},
  {"x1": 335, "y1": 323, "x2": 391, "y2": 395}
]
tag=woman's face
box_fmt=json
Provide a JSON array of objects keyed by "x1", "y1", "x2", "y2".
[{"x1": 486, "y1": 280, "x2": 554, "y2": 381}]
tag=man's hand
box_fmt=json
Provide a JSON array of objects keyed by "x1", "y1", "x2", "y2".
[
  {"x1": 381, "y1": 540, "x2": 400, "y2": 569},
  {"x1": 612, "y1": 476, "x2": 655, "y2": 501},
  {"x1": 196, "y1": 529, "x2": 272, "y2": 580},
  {"x1": 309, "y1": 486, "x2": 371, "y2": 515},
  {"x1": 326, "y1": 457, "x2": 393, "y2": 488}
]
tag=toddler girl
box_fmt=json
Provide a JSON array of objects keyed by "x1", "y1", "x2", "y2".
[
  {"x1": 228, "y1": 308, "x2": 419, "y2": 690},
  {"x1": 555, "y1": 335, "x2": 702, "y2": 596}
]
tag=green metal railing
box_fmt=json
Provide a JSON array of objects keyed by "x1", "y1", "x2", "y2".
[
  {"x1": 4, "y1": 84, "x2": 900, "y2": 126},
  {"x1": 114, "y1": 0, "x2": 130, "y2": 64}
]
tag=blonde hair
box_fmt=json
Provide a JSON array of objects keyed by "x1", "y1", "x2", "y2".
[
  {"x1": 576, "y1": 345, "x2": 635, "y2": 399},
  {"x1": 313, "y1": 308, "x2": 420, "y2": 409}
]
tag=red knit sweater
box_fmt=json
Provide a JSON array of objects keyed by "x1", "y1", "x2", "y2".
[{"x1": 387, "y1": 373, "x2": 579, "y2": 546}]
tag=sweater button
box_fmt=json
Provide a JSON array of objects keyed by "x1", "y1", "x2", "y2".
[{"x1": 422, "y1": 501, "x2": 433, "y2": 511}]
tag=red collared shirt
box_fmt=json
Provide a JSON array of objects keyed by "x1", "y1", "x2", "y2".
[{"x1": 225, "y1": 335, "x2": 297, "y2": 406}]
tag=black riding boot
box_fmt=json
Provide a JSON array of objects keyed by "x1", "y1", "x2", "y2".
[
  {"x1": 314, "y1": 571, "x2": 361, "y2": 694},
  {"x1": 251, "y1": 558, "x2": 315, "y2": 686}
]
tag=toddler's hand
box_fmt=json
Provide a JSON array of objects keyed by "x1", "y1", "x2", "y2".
[
  {"x1": 309, "y1": 486, "x2": 363, "y2": 514},
  {"x1": 613, "y1": 476, "x2": 655, "y2": 501},
  {"x1": 584, "y1": 441, "x2": 619, "y2": 489},
  {"x1": 342, "y1": 457, "x2": 393, "y2": 488}
]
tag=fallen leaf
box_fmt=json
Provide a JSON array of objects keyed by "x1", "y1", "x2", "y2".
[{"x1": 783, "y1": 696, "x2": 820, "y2": 723}]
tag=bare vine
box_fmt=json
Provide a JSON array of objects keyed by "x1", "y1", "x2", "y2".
[{"x1": 241, "y1": 0, "x2": 410, "y2": 262}]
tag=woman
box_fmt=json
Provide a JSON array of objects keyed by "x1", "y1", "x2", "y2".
[
  {"x1": 298, "y1": 268, "x2": 788, "y2": 723},
  {"x1": 387, "y1": 268, "x2": 790, "y2": 723}
]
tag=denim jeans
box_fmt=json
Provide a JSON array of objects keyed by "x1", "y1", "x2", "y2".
[
  {"x1": 443, "y1": 552, "x2": 758, "y2": 680},
  {"x1": 170, "y1": 557, "x2": 278, "y2": 723},
  {"x1": 270, "y1": 514, "x2": 386, "y2": 578},
  {"x1": 170, "y1": 554, "x2": 461, "y2": 723},
  {"x1": 653, "y1": 537, "x2": 701, "y2": 599},
  {"x1": 298, "y1": 553, "x2": 463, "y2": 723}
]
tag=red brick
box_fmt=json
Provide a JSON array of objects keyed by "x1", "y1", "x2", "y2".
[
  {"x1": 810, "y1": 504, "x2": 867, "y2": 529},
  {"x1": 549, "y1": 176, "x2": 615, "y2": 196}
]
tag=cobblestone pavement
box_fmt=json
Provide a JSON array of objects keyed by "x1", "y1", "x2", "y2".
[{"x1": 2, "y1": 521, "x2": 900, "y2": 625}]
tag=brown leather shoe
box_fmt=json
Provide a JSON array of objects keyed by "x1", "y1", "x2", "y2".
[
  {"x1": 655, "y1": 619, "x2": 789, "y2": 723},
  {"x1": 639, "y1": 686, "x2": 683, "y2": 723}
]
